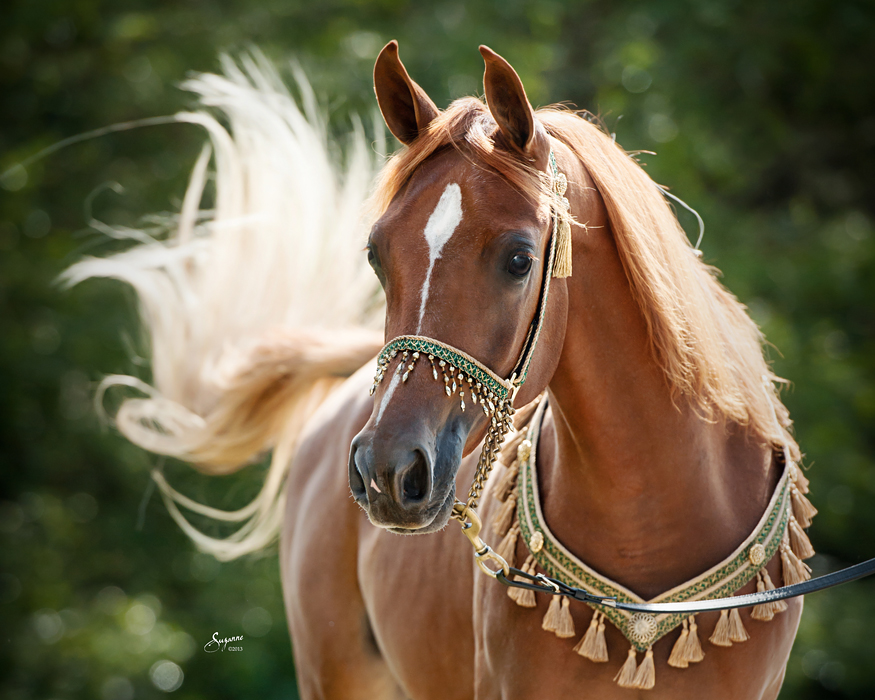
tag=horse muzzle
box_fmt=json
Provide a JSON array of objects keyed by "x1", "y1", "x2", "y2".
[{"x1": 348, "y1": 421, "x2": 463, "y2": 533}]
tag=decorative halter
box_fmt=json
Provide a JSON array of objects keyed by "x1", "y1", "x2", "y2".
[{"x1": 368, "y1": 149, "x2": 573, "y2": 575}]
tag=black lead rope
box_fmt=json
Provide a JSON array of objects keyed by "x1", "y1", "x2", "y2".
[{"x1": 496, "y1": 556, "x2": 875, "y2": 614}]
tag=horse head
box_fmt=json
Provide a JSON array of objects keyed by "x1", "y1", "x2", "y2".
[{"x1": 349, "y1": 41, "x2": 568, "y2": 533}]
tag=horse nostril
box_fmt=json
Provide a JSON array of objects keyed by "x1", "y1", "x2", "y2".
[
  {"x1": 400, "y1": 450, "x2": 430, "y2": 504},
  {"x1": 348, "y1": 442, "x2": 367, "y2": 501}
]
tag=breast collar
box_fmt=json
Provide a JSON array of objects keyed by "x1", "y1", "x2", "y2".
[{"x1": 489, "y1": 396, "x2": 817, "y2": 690}]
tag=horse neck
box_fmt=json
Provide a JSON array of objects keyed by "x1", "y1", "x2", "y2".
[{"x1": 540, "y1": 160, "x2": 778, "y2": 600}]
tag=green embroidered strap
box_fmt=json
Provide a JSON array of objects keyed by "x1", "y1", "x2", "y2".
[{"x1": 516, "y1": 399, "x2": 793, "y2": 651}]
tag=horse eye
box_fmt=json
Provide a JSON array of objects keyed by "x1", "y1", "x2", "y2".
[
  {"x1": 507, "y1": 253, "x2": 533, "y2": 277},
  {"x1": 366, "y1": 247, "x2": 376, "y2": 267}
]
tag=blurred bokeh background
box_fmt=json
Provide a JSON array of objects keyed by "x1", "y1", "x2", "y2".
[{"x1": 2, "y1": 1, "x2": 874, "y2": 698}]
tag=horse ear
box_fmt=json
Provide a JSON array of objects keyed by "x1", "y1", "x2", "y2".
[
  {"x1": 479, "y1": 45, "x2": 546, "y2": 157},
  {"x1": 374, "y1": 41, "x2": 439, "y2": 145}
]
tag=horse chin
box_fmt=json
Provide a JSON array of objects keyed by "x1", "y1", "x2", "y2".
[
  {"x1": 365, "y1": 484, "x2": 457, "y2": 535},
  {"x1": 386, "y1": 485, "x2": 457, "y2": 535}
]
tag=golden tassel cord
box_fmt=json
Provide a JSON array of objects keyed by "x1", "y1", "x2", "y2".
[
  {"x1": 632, "y1": 647, "x2": 656, "y2": 690},
  {"x1": 668, "y1": 619, "x2": 691, "y2": 668},
  {"x1": 788, "y1": 516, "x2": 815, "y2": 559},
  {"x1": 764, "y1": 568, "x2": 789, "y2": 614},
  {"x1": 781, "y1": 539, "x2": 812, "y2": 585},
  {"x1": 751, "y1": 570, "x2": 776, "y2": 621},
  {"x1": 614, "y1": 647, "x2": 639, "y2": 689},
  {"x1": 553, "y1": 217, "x2": 572, "y2": 278},
  {"x1": 709, "y1": 609, "x2": 733, "y2": 647},
  {"x1": 507, "y1": 554, "x2": 538, "y2": 608},
  {"x1": 495, "y1": 521, "x2": 520, "y2": 564},
  {"x1": 491, "y1": 492, "x2": 517, "y2": 537},
  {"x1": 494, "y1": 459, "x2": 519, "y2": 503},
  {"x1": 728, "y1": 608, "x2": 749, "y2": 643},
  {"x1": 684, "y1": 616, "x2": 705, "y2": 663},
  {"x1": 791, "y1": 484, "x2": 818, "y2": 528},
  {"x1": 574, "y1": 610, "x2": 608, "y2": 662},
  {"x1": 542, "y1": 596, "x2": 575, "y2": 638}
]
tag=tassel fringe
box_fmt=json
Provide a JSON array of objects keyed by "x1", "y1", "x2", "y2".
[
  {"x1": 668, "y1": 615, "x2": 705, "y2": 668},
  {"x1": 574, "y1": 610, "x2": 608, "y2": 662},
  {"x1": 788, "y1": 516, "x2": 815, "y2": 560},
  {"x1": 709, "y1": 609, "x2": 733, "y2": 647},
  {"x1": 751, "y1": 570, "x2": 775, "y2": 621},
  {"x1": 668, "y1": 619, "x2": 691, "y2": 668},
  {"x1": 614, "y1": 647, "x2": 639, "y2": 689},
  {"x1": 494, "y1": 460, "x2": 519, "y2": 503},
  {"x1": 781, "y1": 540, "x2": 812, "y2": 585},
  {"x1": 507, "y1": 555, "x2": 538, "y2": 608},
  {"x1": 791, "y1": 485, "x2": 818, "y2": 528},
  {"x1": 792, "y1": 463, "x2": 810, "y2": 494},
  {"x1": 728, "y1": 608, "x2": 749, "y2": 643},
  {"x1": 685, "y1": 616, "x2": 705, "y2": 662},
  {"x1": 766, "y1": 567, "x2": 789, "y2": 614},
  {"x1": 632, "y1": 647, "x2": 656, "y2": 690},
  {"x1": 491, "y1": 493, "x2": 517, "y2": 537},
  {"x1": 495, "y1": 521, "x2": 520, "y2": 565},
  {"x1": 542, "y1": 596, "x2": 575, "y2": 638},
  {"x1": 553, "y1": 217, "x2": 573, "y2": 278}
]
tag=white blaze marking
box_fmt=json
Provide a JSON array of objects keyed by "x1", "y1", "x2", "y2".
[
  {"x1": 374, "y1": 184, "x2": 463, "y2": 424},
  {"x1": 416, "y1": 183, "x2": 463, "y2": 332},
  {"x1": 375, "y1": 370, "x2": 401, "y2": 426}
]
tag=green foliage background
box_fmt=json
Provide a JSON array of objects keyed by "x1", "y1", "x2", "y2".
[{"x1": 1, "y1": 0, "x2": 873, "y2": 698}]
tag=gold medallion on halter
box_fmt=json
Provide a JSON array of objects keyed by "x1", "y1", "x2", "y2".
[{"x1": 489, "y1": 397, "x2": 817, "y2": 691}]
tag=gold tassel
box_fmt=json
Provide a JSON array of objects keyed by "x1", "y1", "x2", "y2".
[
  {"x1": 542, "y1": 596, "x2": 575, "y2": 638},
  {"x1": 613, "y1": 647, "x2": 639, "y2": 689},
  {"x1": 668, "y1": 618, "x2": 690, "y2": 668},
  {"x1": 788, "y1": 516, "x2": 816, "y2": 559},
  {"x1": 781, "y1": 541, "x2": 812, "y2": 585},
  {"x1": 728, "y1": 608, "x2": 749, "y2": 643},
  {"x1": 709, "y1": 609, "x2": 733, "y2": 647},
  {"x1": 792, "y1": 463, "x2": 810, "y2": 494},
  {"x1": 632, "y1": 647, "x2": 656, "y2": 690},
  {"x1": 553, "y1": 217, "x2": 572, "y2": 278},
  {"x1": 491, "y1": 492, "x2": 517, "y2": 537},
  {"x1": 494, "y1": 460, "x2": 519, "y2": 503},
  {"x1": 685, "y1": 616, "x2": 705, "y2": 662},
  {"x1": 573, "y1": 610, "x2": 608, "y2": 662},
  {"x1": 495, "y1": 521, "x2": 519, "y2": 565},
  {"x1": 764, "y1": 568, "x2": 788, "y2": 614},
  {"x1": 507, "y1": 555, "x2": 538, "y2": 608},
  {"x1": 791, "y1": 485, "x2": 818, "y2": 528},
  {"x1": 751, "y1": 570, "x2": 776, "y2": 622}
]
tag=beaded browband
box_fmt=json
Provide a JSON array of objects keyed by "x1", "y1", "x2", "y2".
[{"x1": 369, "y1": 150, "x2": 573, "y2": 520}]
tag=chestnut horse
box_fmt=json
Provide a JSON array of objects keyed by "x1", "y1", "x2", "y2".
[
  {"x1": 69, "y1": 45, "x2": 808, "y2": 699},
  {"x1": 281, "y1": 43, "x2": 804, "y2": 699}
]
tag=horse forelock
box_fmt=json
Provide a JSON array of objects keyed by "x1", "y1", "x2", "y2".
[{"x1": 369, "y1": 98, "x2": 798, "y2": 462}]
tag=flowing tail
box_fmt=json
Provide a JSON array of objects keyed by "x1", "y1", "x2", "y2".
[{"x1": 61, "y1": 53, "x2": 384, "y2": 560}]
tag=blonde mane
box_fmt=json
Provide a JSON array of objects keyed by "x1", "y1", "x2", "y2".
[{"x1": 371, "y1": 100, "x2": 798, "y2": 459}]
